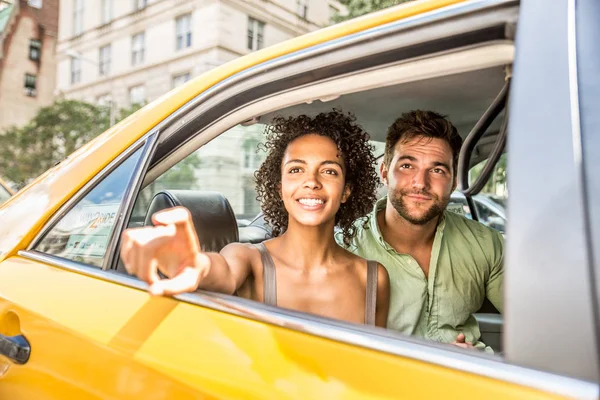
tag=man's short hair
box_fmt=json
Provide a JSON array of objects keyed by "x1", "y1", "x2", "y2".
[{"x1": 384, "y1": 110, "x2": 463, "y2": 174}]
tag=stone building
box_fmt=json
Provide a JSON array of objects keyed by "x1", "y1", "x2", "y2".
[{"x1": 0, "y1": 0, "x2": 59, "y2": 130}]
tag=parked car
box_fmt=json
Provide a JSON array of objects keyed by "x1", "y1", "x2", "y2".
[
  {"x1": 0, "y1": 0, "x2": 597, "y2": 398},
  {"x1": 447, "y1": 192, "x2": 507, "y2": 233}
]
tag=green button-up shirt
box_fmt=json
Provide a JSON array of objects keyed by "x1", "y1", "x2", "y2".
[{"x1": 336, "y1": 197, "x2": 504, "y2": 351}]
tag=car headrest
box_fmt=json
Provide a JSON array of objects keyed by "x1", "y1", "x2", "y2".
[{"x1": 144, "y1": 190, "x2": 239, "y2": 253}]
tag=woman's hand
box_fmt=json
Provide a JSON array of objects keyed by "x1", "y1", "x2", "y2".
[{"x1": 120, "y1": 207, "x2": 210, "y2": 296}]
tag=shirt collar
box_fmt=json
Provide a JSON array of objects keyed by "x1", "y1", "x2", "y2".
[{"x1": 369, "y1": 196, "x2": 447, "y2": 250}]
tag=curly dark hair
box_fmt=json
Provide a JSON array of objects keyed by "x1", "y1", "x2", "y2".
[
  {"x1": 384, "y1": 110, "x2": 463, "y2": 175},
  {"x1": 255, "y1": 109, "x2": 379, "y2": 246}
]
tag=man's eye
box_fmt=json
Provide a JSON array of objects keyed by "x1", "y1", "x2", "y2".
[
  {"x1": 399, "y1": 164, "x2": 412, "y2": 169},
  {"x1": 289, "y1": 167, "x2": 301, "y2": 173},
  {"x1": 324, "y1": 169, "x2": 338, "y2": 175},
  {"x1": 432, "y1": 168, "x2": 445, "y2": 174}
]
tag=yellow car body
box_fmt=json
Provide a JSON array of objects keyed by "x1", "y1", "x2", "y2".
[{"x1": 0, "y1": 0, "x2": 598, "y2": 398}]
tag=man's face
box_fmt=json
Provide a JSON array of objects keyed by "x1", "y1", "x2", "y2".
[{"x1": 381, "y1": 136, "x2": 456, "y2": 225}]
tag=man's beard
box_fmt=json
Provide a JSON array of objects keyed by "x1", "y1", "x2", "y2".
[{"x1": 389, "y1": 188, "x2": 448, "y2": 225}]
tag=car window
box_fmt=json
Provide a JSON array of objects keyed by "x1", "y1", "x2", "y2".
[
  {"x1": 35, "y1": 148, "x2": 143, "y2": 267},
  {"x1": 132, "y1": 124, "x2": 267, "y2": 226}
]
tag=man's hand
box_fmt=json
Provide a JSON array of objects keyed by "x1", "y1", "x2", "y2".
[
  {"x1": 120, "y1": 207, "x2": 210, "y2": 296},
  {"x1": 451, "y1": 333, "x2": 475, "y2": 349}
]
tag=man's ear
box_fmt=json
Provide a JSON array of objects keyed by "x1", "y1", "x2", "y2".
[
  {"x1": 341, "y1": 184, "x2": 352, "y2": 203},
  {"x1": 380, "y1": 162, "x2": 389, "y2": 186},
  {"x1": 451, "y1": 174, "x2": 458, "y2": 192}
]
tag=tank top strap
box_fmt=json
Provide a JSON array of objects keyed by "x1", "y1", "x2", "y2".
[
  {"x1": 255, "y1": 242, "x2": 277, "y2": 306},
  {"x1": 365, "y1": 260, "x2": 378, "y2": 326}
]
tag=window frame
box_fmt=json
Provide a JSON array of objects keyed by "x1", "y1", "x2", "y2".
[
  {"x1": 24, "y1": 73, "x2": 37, "y2": 96},
  {"x1": 29, "y1": 39, "x2": 41, "y2": 61},
  {"x1": 247, "y1": 17, "x2": 265, "y2": 51},
  {"x1": 129, "y1": 84, "x2": 146, "y2": 106},
  {"x1": 175, "y1": 13, "x2": 192, "y2": 51},
  {"x1": 133, "y1": 0, "x2": 147, "y2": 11},
  {"x1": 73, "y1": 0, "x2": 84, "y2": 36},
  {"x1": 172, "y1": 72, "x2": 191, "y2": 88},
  {"x1": 99, "y1": 44, "x2": 111, "y2": 76},
  {"x1": 101, "y1": 0, "x2": 112, "y2": 25},
  {"x1": 296, "y1": 0, "x2": 308, "y2": 19},
  {"x1": 20, "y1": 1, "x2": 599, "y2": 396},
  {"x1": 70, "y1": 56, "x2": 81, "y2": 84},
  {"x1": 131, "y1": 31, "x2": 145, "y2": 66}
]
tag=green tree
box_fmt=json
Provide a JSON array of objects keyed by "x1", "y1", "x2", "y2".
[
  {"x1": 0, "y1": 100, "x2": 143, "y2": 188},
  {"x1": 333, "y1": 0, "x2": 414, "y2": 22}
]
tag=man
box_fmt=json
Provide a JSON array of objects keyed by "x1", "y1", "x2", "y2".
[{"x1": 337, "y1": 110, "x2": 504, "y2": 351}]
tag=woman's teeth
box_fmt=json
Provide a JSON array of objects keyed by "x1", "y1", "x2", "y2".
[{"x1": 298, "y1": 198, "x2": 324, "y2": 206}]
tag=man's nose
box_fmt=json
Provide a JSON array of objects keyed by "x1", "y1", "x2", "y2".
[{"x1": 411, "y1": 169, "x2": 429, "y2": 189}]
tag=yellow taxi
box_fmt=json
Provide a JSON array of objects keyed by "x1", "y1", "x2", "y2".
[{"x1": 0, "y1": 0, "x2": 598, "y2": 398}]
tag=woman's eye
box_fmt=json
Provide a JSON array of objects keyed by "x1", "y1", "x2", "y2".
[
  {"x1": 324, "y1": 169, "x2": 338, "y2": 175},
  {"x1": 289, "y1": 167, "x2": 301, "y2": 173}
]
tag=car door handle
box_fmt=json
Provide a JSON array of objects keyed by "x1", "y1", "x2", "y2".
[{"x1": 0, "y1": 334, "x2": 30, "y2": 364}]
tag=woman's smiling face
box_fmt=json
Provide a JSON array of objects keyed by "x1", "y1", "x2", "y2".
[{"x1": 280, "y1": 134, "x2": 350, "y2": 229}]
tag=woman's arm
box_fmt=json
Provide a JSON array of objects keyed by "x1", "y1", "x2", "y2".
[{"x1": 120, "y1": 207, "x2": 253, "y2": 296}]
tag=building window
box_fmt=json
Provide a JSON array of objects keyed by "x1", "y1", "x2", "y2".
[
  {"x1": 247, "y1": 17, "x2": 265, "y2": 51},
  {"x1": 134, "y1": 0, "x2": 147, "y2": 11},
  {"x1": 101, "y1": 0, "x2": 112, "y2": 24},
  {"x1": 29, "y1": 39, "x2": 41, "y2": 61},
  {"x1": 96, "y1": 93, "x2": 112, "y2": 107},
  {"x1": 131, "y1": 32, "x2": 145, "y2": 66},
  {"x1": 70, "y1": 57, "x2": 81, "y2": 84},
  {"x1": 296, "y1": 0, "x2": 308, "y2": 19},
  {"x1": 175, "y1": 14, "x2": 192, "y2": 50},
  {"x1": 129, "y1": 84, "x2": 146, "y2": 106},
  {"x1": 28, "y1": 0, "x2": 43, "y2": 9},
  {"x1": 24, "y1": 74, "x2": 37, "y2": 97},
  {"x1": 329, "y1": 5, "x2": 339, "y2": 20},
  {"x1": 99, "y1": 44, "x2": 111, "y2": 76},
  {"x1": 172, "y1": 72, "x2": 191, "y2": 88},
  {"x1": 73, "y1": 0, "x2": 84, "y2": 36}
]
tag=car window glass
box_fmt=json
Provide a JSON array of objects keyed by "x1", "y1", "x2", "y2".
[
  {"x1": 131, "y1": 124, "x2": 267, "y2": 227},
  {"x1": 35, "y1": 148, "x2": 143, "y2": 267}
]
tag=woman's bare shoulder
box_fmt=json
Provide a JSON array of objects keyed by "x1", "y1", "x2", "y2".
[{"x1": 220, "y1": 242, "x2": 263, "y2": 265}]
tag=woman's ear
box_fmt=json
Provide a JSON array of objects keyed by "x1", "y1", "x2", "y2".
[{"x1": 341, "y1": 184, "x2": 352, "y2": 203}]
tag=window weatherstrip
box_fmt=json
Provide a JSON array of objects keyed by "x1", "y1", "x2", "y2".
[
  {"x1": 15, "y1": 249, "x2": 600, "y2": 400},
  {"x1": 103, "y1": 133, "x2": 159, "y2": 270}
]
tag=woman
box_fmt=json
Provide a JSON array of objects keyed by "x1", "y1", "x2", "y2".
[{"x1": 121, "y1": 110, "x2": 389, "y2": 327}]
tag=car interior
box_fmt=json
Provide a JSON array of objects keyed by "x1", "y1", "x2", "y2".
[{"x1": 119, "y1": 43, "x2": 511, "y2": 354}]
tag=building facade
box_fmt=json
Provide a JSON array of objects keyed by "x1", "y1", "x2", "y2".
[
  {"x1": 56, "y1": 0, "x2": 343, "y2": 109},
  {"x1": 0, "y1": 0, "x2": 59, "y2": 130}
]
